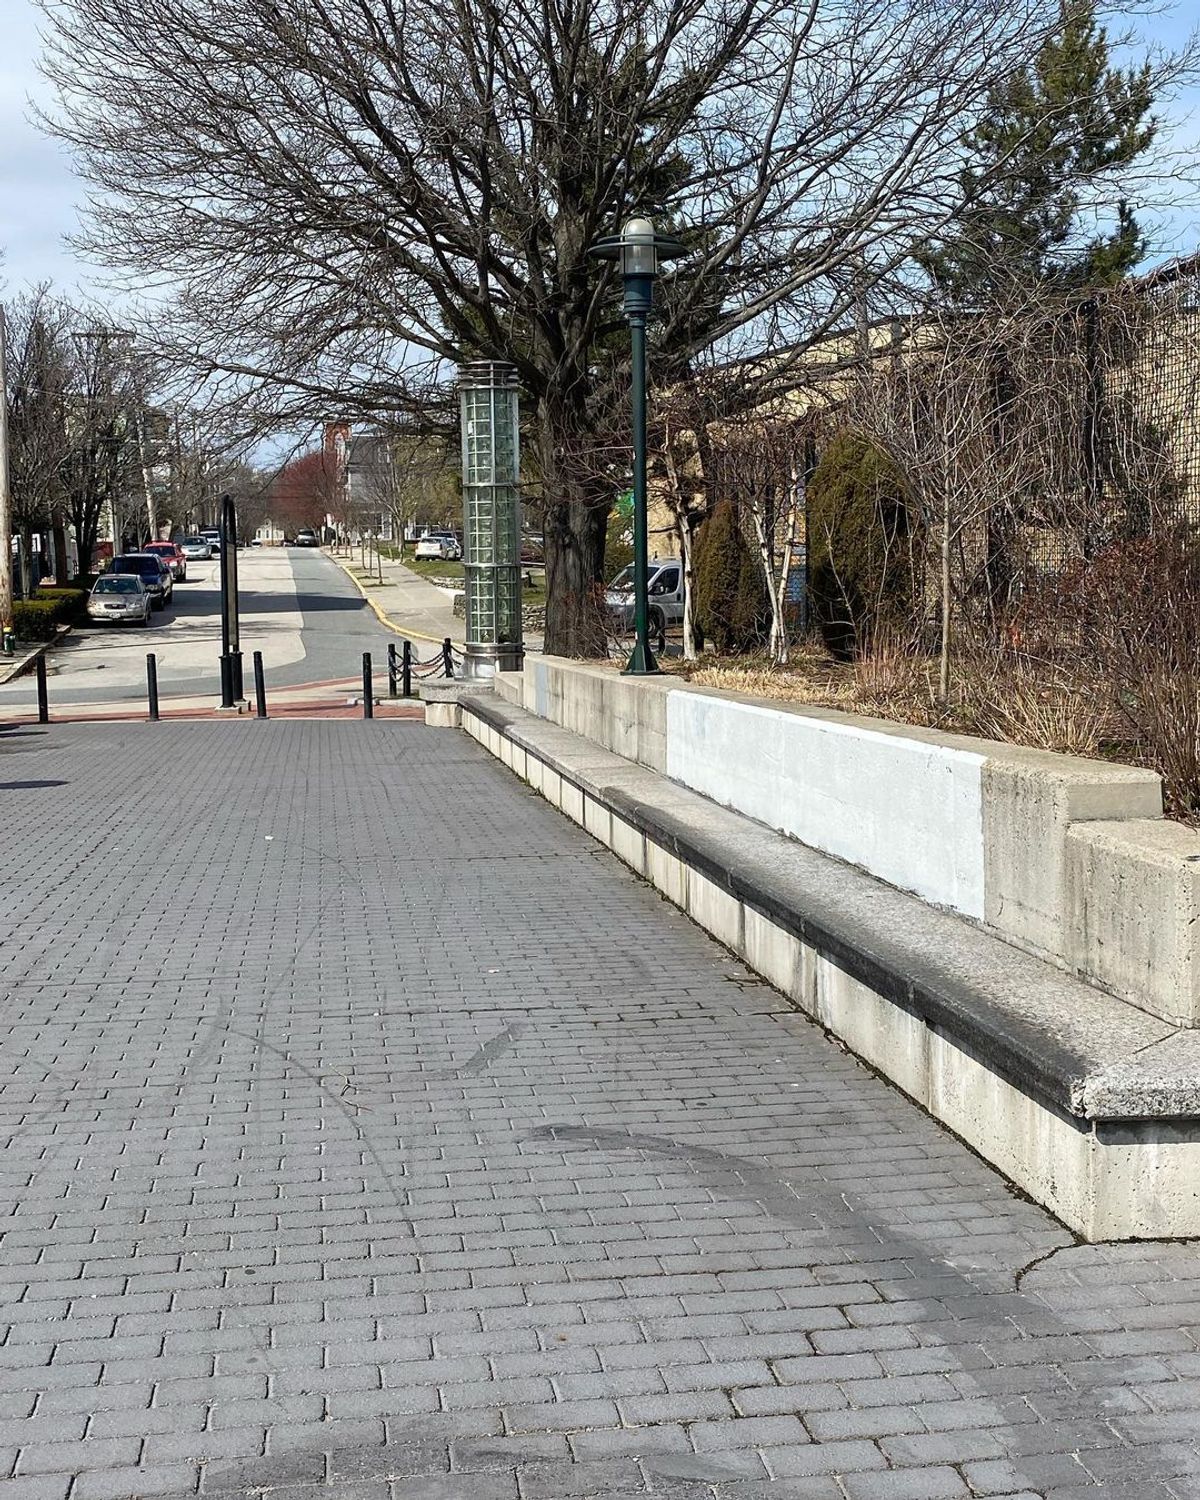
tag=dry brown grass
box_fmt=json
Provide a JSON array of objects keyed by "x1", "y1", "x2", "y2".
[
  {"x1": 959, "y1": 653, "x2": 1111, "y2": 759},
  {"x1": 675, "y1": 638, "x2": 1112, "y2": 761}
]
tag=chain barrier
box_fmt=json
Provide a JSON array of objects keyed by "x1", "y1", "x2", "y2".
[{"x1": 386, "y1": 638, "x2": 461, "y2": 696}]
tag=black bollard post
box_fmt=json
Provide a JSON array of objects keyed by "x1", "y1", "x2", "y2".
[
  {"x1": 401, "y1": 640, "x2": 412, "y2": 698},
  {"x1": 146, "y1": 653, "x2": 159, "y2": 721},
  {"x1": 442, "y1": 637, "x2": 454, "y2": 678},
  {"x1": 253, "y1": 650, "x2": 267, "y2": 719},
  {"x1": 387, "y1": 642, "x2": 398, "y2": 698},
  {"x1": 362, "y1": 652, "x2": 374, "y2": 719},
  {"x1": 219, "y1": 493, "x2": 244, "y2": 705},
  {"x1": 35, "y1": 654, "x2": 48, "y2": 724}
]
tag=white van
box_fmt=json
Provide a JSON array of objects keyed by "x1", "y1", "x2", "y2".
[{"x1": 605, "y1": 558, "x2": 684, "y2": 646}]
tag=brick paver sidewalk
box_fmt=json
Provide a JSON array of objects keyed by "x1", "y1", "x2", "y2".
[{"x1": 0, "y1": 720, "x2": 1198, "y2": 1500}]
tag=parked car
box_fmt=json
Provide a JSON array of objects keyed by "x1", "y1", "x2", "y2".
[
  {"x1": 181, "y1": 536, "x2": 213, "y2": 561},
  {"x1": 415, "y1": 531, "x2": 461, "y2": 561},
  {"x1": 87, "y1": 574, "x2": 152, "y2": 627},
  {"x1": 250, "y1": 537, "x2": 263, "y2": 548},
  {"x1": 294, "y1": 529, "x2": 320, "y2": 547},
  {"x1": 109, "y1": 553, "x2": 173, "y2": 609},
  {"x1": 199, "y1": 527, "x2": 222, "y2": 553},
  {"x1": 605, "y1": 558, "x2": 683, "y2": 648},
  {"x1": 143, "y1": 540, "x2": 188, "y2": 582}
]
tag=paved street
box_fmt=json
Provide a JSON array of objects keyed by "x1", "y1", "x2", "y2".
[
  {"x1": 2, "y1": 719, "x2": 1200, "y2": 1499},
  {"x1": 0, "y1": 552, "x2": 396, "y2": 717}
]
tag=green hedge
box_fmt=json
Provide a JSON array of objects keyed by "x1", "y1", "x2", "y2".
[
  {"x1": 807, "y1": 430, "x2": 914, "y2": 659},
  {"x1": 14, "y1": 588, "x2": 87, "y2": 642}
]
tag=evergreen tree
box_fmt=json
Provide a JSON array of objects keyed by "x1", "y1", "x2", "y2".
[
  {"x1": 922, "y1": 0, "x2": 1155, "y2": 300},
  {"x1": 695, "y1": 501, "x2": 753, "y2": 655},
  {"x1": 808, "y1": 431, "x2": 915, "y2": 660}
]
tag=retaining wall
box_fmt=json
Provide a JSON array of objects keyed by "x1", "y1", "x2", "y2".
[{"x1": 496, "y1": 659, "x2": 1195, "y2": 1026}]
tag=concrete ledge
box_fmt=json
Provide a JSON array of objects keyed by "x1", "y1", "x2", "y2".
[
  {"x1": 420, "y1": 678, "x2": 490, "y2": 728},
  {"x1": 1066, "y1": 819, "x2": 1200, "y2": 1028},
  {"x1": 500, "y1": 657, "x2": 1200, "y2": 1028},
  {"x1": 461, "y1": 692, "x2": 1200, "y2": 1240}
]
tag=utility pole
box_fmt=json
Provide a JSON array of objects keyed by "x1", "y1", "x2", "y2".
[
  {"x1": 0, "y1": 312, "x2": 12, "y2": 653},
  {"x1": 137, "y1": 413, "x2": 158, "y2": 541}
]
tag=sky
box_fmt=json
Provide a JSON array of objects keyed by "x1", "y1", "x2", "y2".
[
  {"x1": 1, "y1": 0, "x2": 1198, "y2": 303},
  {"x1": 0, "y1": 0, "x2": 98, "y2": 295}
]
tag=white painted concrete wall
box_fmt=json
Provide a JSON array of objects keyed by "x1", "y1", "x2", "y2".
[
  {"x1": 505, "y1": 657, "x2": 1200, "y2": 1025},
  {"x1": 665, "y1": 691, "x2": 987, "y2": 918}
]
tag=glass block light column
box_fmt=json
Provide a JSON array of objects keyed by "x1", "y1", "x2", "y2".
[{"x1": 459, "y1": 361, "x2": 523, "y2": 676}]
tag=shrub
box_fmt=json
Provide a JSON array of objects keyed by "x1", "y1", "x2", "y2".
[
  {"x1": 605, "y1": 510, "x2": 634, "y2": 580},
  {"x1": 1045, "y1": 530, "x2": 1200, "y2": 819},
  {"x1": 14, "y1": 599, "x2": 63, "y2": 641},
  {"x1": 36, "y1": 587, "x2": 87, "y2": 626},
  {"x1": 13, "y1": 588, "x2": 87, "y2": 642},
  {"x1": 694, "y1": 500, "x2": 767, "y2": 653},
  {"x1": 807, "y1": 429, "x2": 914, "y2": 659},
  {"x1": 731, "y1": 540, "x2": 771, "y2": 650}
]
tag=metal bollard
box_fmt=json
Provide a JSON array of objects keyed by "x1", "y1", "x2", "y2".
[
  {"x1": 401, "y1": 640, "x2": 412, "y2": 698},
  {"x1": 387, "y1": 642, "x2": 398, "y2": 698},
  {"x1": 35, "y1": 654, "x2": 48, "y2": 724},
  {"x1": 442, "y1": 637, "x2": 454, "y2": 678},
  {"x1": 362, "y1": 652, "x2": 374, "y2": 719},
  {"x1": 146, "y1": 653, "x2": 159, "y2": 721},
  {"x1": 253, "y1": 650, "x2": 267, "y2": 719}
]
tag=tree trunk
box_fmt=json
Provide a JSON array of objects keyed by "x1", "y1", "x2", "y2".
[
  {"x1": 52, "y1": 518, "x2": 68, "y2": 587},
  {"x1": 939, "y1": 494, "x2": 952, "y2": 704},
  {"x1": 751, "y1": 506, "x2": 785, "y2": 663},
  {"x1": 679, "y1": 512, "x2": 697, "y2": 661},
  {"x1": 138, "y1": 415, "x2": 158, "y2": 540},
  {"x1": 538, "y1": 405, "x2": 610, "y2": 658},
  {"x1": 19, "y1": 527, "x2": 33, "y2": 599}
]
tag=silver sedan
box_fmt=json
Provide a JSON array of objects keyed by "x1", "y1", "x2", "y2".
[{"x1": 87, "y1": 575, "x2": 152, "y2": 626}]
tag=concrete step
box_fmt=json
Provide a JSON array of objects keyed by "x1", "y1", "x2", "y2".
[{"x1": 459, "y1": 691, "x2": 1200, "y2": 1242}]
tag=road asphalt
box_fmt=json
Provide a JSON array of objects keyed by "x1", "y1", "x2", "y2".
[{"x1": 0, "y1": 550, "x2": 400, "y2": 716}]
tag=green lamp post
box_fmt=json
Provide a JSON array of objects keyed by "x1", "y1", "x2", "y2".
[{"x1": 589, "y1": 216, "x2": 687, "y2": 674}]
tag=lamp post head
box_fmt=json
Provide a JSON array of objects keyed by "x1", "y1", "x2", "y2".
[
  {"x1": 588, "y1": 216, "x2": 688, "y2": 318},
  {"x1": 621, "y1": 216, "x2": 657, "y2": 278}
]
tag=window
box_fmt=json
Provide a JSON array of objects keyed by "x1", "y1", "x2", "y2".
[{"x1": 651, "y1": 567, "x2": 679, "y2": 594}]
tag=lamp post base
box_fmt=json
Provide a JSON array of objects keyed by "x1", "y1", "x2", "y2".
[
  {"x1": 463, "y1": 643, "x2": 524, "y2": 678},
  {"x1": 623, "y1": 639, "x2": 662, "y2": 676}
]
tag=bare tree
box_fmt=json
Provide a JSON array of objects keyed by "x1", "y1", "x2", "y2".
[
  {"x1": 354, "y1": 432, "x2": 458, "y2": 550},
  {"x1": 851, "y1": 311, "x2": 1034, "y2": 698},
  {"x1": 655, "y1": 391, "x2": 713, "y2": 660},
  {"x1": 38, "y1": 0, "x2": 1149, "y2": 653},
  {"x1": 4, "y1": 288, "x2": 72, "y2": 586},
  {"x1": 706, "y1": 419, "x2": 808, "y2": 664}
]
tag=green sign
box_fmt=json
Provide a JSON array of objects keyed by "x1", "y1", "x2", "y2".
[{"x1": 616, "y1": 489, "x2": 634, "y2": 519}]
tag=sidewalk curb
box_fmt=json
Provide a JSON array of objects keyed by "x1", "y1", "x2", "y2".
[
  {"x1": 328, "y1": 552, "x2": 464, "y2": 649},
  {"x1": 0, "y1": 625, "x2": 73, "y2": 686}
]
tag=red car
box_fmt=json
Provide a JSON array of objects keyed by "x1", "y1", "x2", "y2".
[{"x1": 143, "y1": 540, "x2": 188, "y2": 582}]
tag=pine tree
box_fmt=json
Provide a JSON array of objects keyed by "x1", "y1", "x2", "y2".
[
  {"x1": 807, "y1": 431, "x2": 915, "y2": 660},
  {"x1": 922, "y1": 0, "x2": 1155, "y2": 300}
]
